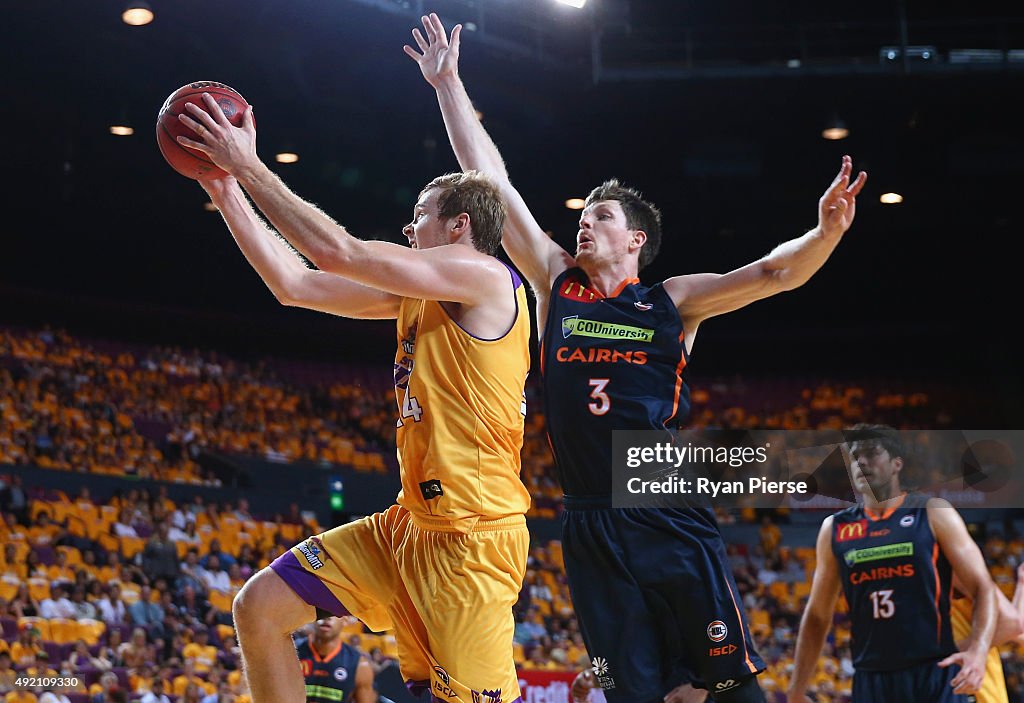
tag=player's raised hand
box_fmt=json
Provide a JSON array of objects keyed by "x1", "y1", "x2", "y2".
[
  {"x1": 403, "y1": 12, "x2": 462, "y2": 88},
  {"x1": 177, "y1": 94, "x2": 258, "y2": 178},
  {"x1": 817, "y1": 155, "x2": 867, "y2": 240},
  {"x1": 938, "y1": 650, "x2": 985, "y2": 695}
]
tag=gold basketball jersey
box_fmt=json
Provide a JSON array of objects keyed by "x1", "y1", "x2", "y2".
[
  {"x1": 950, "y1": 596, "x2": 1009, "y2": 703},
  {"x1": 392, "y1": 272, "x2": 531, "y2": 532}
]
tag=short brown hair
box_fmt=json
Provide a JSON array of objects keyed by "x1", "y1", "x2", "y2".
[
  {"x1": 585, "y1": 180, "x2": 662, "y2": 270},
  {"x1": 421, "y1": 171, "x2": 506, "y2": 256}
]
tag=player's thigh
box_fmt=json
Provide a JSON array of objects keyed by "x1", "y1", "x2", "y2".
[{"x1": 270, "y1": 506, "x2": 403, "y2": 632}]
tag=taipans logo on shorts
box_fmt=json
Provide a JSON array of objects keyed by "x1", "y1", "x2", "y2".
[
  {"x1": 298, "y1": 539, "x2": 324, "y2": 570},
  {"x1": 472, "y1": 689, "x2": 502, "y2": 703},
  {"x1": 561, "y1": 316, "x2": 654, "y2": 342},
  {"x1": 707, "y1": 620, "x2": 728, "y2": 642},
  {"x1": 715, "y1": 680, "x2": 740, "y2": 692},
  {"x1": 333, "y1": 667, "x2": 349, "y2": 682},
  {"x1": 900, "y1": 514, "x2": 915, "y2": 527}
]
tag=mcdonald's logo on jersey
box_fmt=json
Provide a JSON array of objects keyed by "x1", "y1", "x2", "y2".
[{"x1": 836, "y1": 520, "x2": 868, "y2": 542}]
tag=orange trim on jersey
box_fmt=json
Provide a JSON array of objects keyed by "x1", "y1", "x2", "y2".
[
  {"x1": 864, "y1": 493, "x2": 907, "y2": 522},
  {"x1": 540, "y1": 338, "x2": 547, "y2": 376},
  {"x1": 723, "y1": 573, "x2": 758, "y2": 673},
  {"x1": 933, "y1": 542, "x2": 942, "y2": 644},
  {"x1": 311, "y1": 641, "x2": 342, "y2": 664},
  {"x1": 609, "y1": 277, "x2": 640, "y2": 298},
  {"x1": 666, "y1": 331, "x2": 689, "y2": 424}
]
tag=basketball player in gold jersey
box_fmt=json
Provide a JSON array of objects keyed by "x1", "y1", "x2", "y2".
[{"x1": 177, "y1": 96, "x2": 531, "y2": 703}]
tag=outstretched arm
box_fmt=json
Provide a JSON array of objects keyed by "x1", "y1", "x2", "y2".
[
  {"x1": 666, "y1": 157, "x2": 867, "y2": 336},
  {"x1": 787, "y1": 516, "x2": 842, "y2": 703},
  {"x1": 930, "y1": 498, "x2": 997, "y2": 695},
  {"x1": 177, "y1": 95, "x2": 507, "y2": 305},
  {"x1": 405, "y1": 13, "x2": 570, "y2": 293},
  {"x1": 200, "y1": 177, "x2": 399, "y2": 319}
]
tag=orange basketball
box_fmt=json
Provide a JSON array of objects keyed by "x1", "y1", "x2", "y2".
[{"x1": 156, "y1": 81, "x2": 249, "y2": 180}]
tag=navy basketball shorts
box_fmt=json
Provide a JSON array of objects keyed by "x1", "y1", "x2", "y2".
[
  {"x1": 853, "y1": 659, "x2": 975, "y2": 703},
  {"x1": 561, "y1": 500, "x2": 764, "y2": 703}
]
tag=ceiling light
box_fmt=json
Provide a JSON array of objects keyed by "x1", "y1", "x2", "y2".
[
  {"x1": 565, "y1": 198, "x2": 585, "y2": 210},
  {"x1": 557, "y1": 0, "x2": 587, "y2": 7},
  {"x1": 122, "y1": 2, "x2": 154, "y2": 26},
  {"x1": 109, "y1": 125, "x2": 134, "y2": 136},
  {"x1": 821, "y1": 118, "x2": 849, "y2": 141},
  {"x1": 880, "y1": 193, "x2": 904, "y2": 204},
  {"x1": 275, "y1": 152, "x2": 299, "y2": 164}
]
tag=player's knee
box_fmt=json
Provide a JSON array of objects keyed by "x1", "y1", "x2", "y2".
[
  {"x1": 707, "y1": 675, "x2": 764, "y2": 703},
  {"x1": 233, "y1": 567, "x2": 303, "y2": 633}
]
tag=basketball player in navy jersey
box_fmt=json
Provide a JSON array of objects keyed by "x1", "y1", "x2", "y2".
[
  {"x1": 788, "y1": 426, "x2": 998, "y2": 703},
  {"x1": 296, "y1": 616, "x2": 377, "y2": 703},
  {"x1": 407, "y1": 14, "x2": 865, "y2": 703}
]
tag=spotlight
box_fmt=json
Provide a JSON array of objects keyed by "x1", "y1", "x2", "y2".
[
  {"x1": 565, "y1": 198, "x2": 585, "y2": 210},
  {"x1": 822, "y1": 117, "x2": 849, "y2": 141},
  {"x1": 122, "y1": 1, "x2": 154, "y2": 26},
  {"x1": 556, "y1": 0, "x2": 587, "y2": 7},
  {"x1": 109, "y1": 125, "x2": 134, "y2": 136},
  {"x1": 879, "y1": 193, "x2": 904, "y2": 204}
]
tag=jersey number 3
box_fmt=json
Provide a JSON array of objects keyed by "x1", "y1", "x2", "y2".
[{"x1": 588, "y1": 378, "x2": 611, "y2": 416}]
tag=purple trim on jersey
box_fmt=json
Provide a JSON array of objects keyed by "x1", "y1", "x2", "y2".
[
  {"x1": 501, "y1": 260, "x2": 524, "y2": 290},
  {"x1": 436, "y1": 261, "x2": 522, "y2": 341},
  {"x1": 406, "y1": 679, "x2": 430, "y2": 697},
  {"x1": 269, "y1": 550, "x2": 348, "y2": 616}
]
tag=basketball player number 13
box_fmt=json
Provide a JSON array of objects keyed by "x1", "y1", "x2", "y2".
[{"x1": 588, "y1": 379, "x2": 611, "y2": 416}]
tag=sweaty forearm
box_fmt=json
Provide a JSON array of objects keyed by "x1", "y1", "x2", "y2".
[
  {"x1": 435, "y1": 76, "x2": 508, "y2": 181},
  {"x1": 235, "y1": 161, "x2": 359, "y2": 272},
  {"x1": 968, "y1": 582, "x2": 998, "y2": 658}
]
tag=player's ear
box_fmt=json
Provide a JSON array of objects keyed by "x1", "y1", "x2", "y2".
[
  {"x1": 450, "y1": 213, "x2": 471, "y2": 237},
  {"x1": 630, "y1": 229, "x2": 647, "y2": 252},
  {"x1": 892, "y1": 456, "x2": 904, "y2": 476}
]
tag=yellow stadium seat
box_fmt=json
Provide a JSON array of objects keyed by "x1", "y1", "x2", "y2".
[
  {"x1": 96, "y1": 533, "x2": 119, "y2": 553},
  {"x1": 216, "y1": 624, "x2": 235, "y2": 642},
  {"x1": 208, "y1": 590, "x2": 234, "y2": 613},
  {"x1": 48, "y1": 618, "x2": 81, "y2": 644},
  {"x1": 769, "y1": 581, "x2": 790, "y2": 600},
  {"x1": 26, "y1": 578, "x2": 50, "y2": 603},
  {"x1": 77, "y1": 618, "x2": 106, "y2": 646},
  {"x1": 56, "y1": 546, "x2": 82, "y2": 566},
  {"x1": 0, "y1": 582, "x2": 17, "y2": 601},
  {"x1": 120, "y1": 535, "x2": 146, "y2": 560}
]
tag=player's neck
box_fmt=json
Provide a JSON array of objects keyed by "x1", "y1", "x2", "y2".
[
  {"x1": 312, "y1": 637, "x2": 341, "y2": 657},
  {"x1": 861, "y1": 483, "x2": 905, "y2": 511},
  {"x1": 582, "y1": 261, "x2": 638, "y2": 298}
]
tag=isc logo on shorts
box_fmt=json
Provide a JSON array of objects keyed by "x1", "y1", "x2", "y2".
[
  {"x1": 707, "y1": 620, "x2": 728, "y2": 642},
  {"x1": 708, "y1": 644, "x2": 738, "y2": 657}
]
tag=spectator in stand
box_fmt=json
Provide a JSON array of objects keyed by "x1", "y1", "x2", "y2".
[
  {"x1": 71, "y1": 585, "x2": 98, "y2": 620},
  {"x1": 120, "y1": 627, "x2": 155, "y2": 672},
  {"x1": 0, "y1": 651, "x2": 15, "y2": 695},
  {"x1": 172, "y1": 661, "x2": 208, "y2": 698},
  {"x1": 201, "y1": 681, "x2": 236, "y2": 703},
  {"x1": 38, "y1": 691, "x2": 72, "y2": 703},
  {"x1": 200, "y1": 554, "x2": 231, "y2": 595},
  {"x1": 201, "y1": 539, "x2": 236, "y2": 570},
  {"x1": 11, "y1": 626, "x2": 44, "y2": 667},
  {"x1": 233, "y1": 499, "x2": 253, "y2": 522},
  {"x1": 10, "y1": 583, "x2": 40, "y2": 618},
  {"x1": 142, "y1": 522, "x2": 180, "y2": 584},
  {"x1": 40, "y1": 583, "x2": 76, "y2": 619},
  {"x1": 0, "y1": 475, "x2": 28, "y2": 524},
  {"x1": 68, "y1": 639, "x2": 111, "y2": 673},
  {"x1": 183, "y1": 627, "x2": 219, "y2": 673},
  {"x1": 113, "y1": 508, "x2": 140, "y2": 538},
  {"x1": 89, "y1": 671, "x2": 120, "y2": 703},
  {"x1": 97, "y1": 583, "x2": 128, "y2": 625},
  {"x1": 178, "y1": 550, "x2": 207, "y2": 595},
  {"x1": 140, "y1": 678, "x2": 172, "y2": 703},
  {"x1": 168, "y1": 520, "x2": 200, "y2": 547},
  {"x1": 130, "y1": 586, "x2": 164, "y2": 633}
]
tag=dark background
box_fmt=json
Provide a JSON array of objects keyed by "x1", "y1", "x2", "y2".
[{"x1": 4, "y1": 1, "x2": 1022, "y2": 417}]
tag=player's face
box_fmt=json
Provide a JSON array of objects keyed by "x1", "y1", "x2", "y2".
[
  {"x1": 403, "y1": 188, "x2": 450, "y2": 251},
  {"x1": 576, "y1": 200, "x2": 638, "y2": 268},
  {"x1": 849, "y1": 442, "x2": 901, "y2": 496},
  {"x1": 313, "y1": 616, "x2": 344, "y2": 641}
]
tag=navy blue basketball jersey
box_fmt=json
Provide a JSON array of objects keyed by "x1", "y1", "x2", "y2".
[
  {"x1": 541, "y1": 268, "x2": 689, "y2": 496},
  {"x1": 831, "y1": 493, "x2": 957, "y2": 671},
  {"x1": 296, "y1": 638, "x2": 362, "y2": 702}
]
